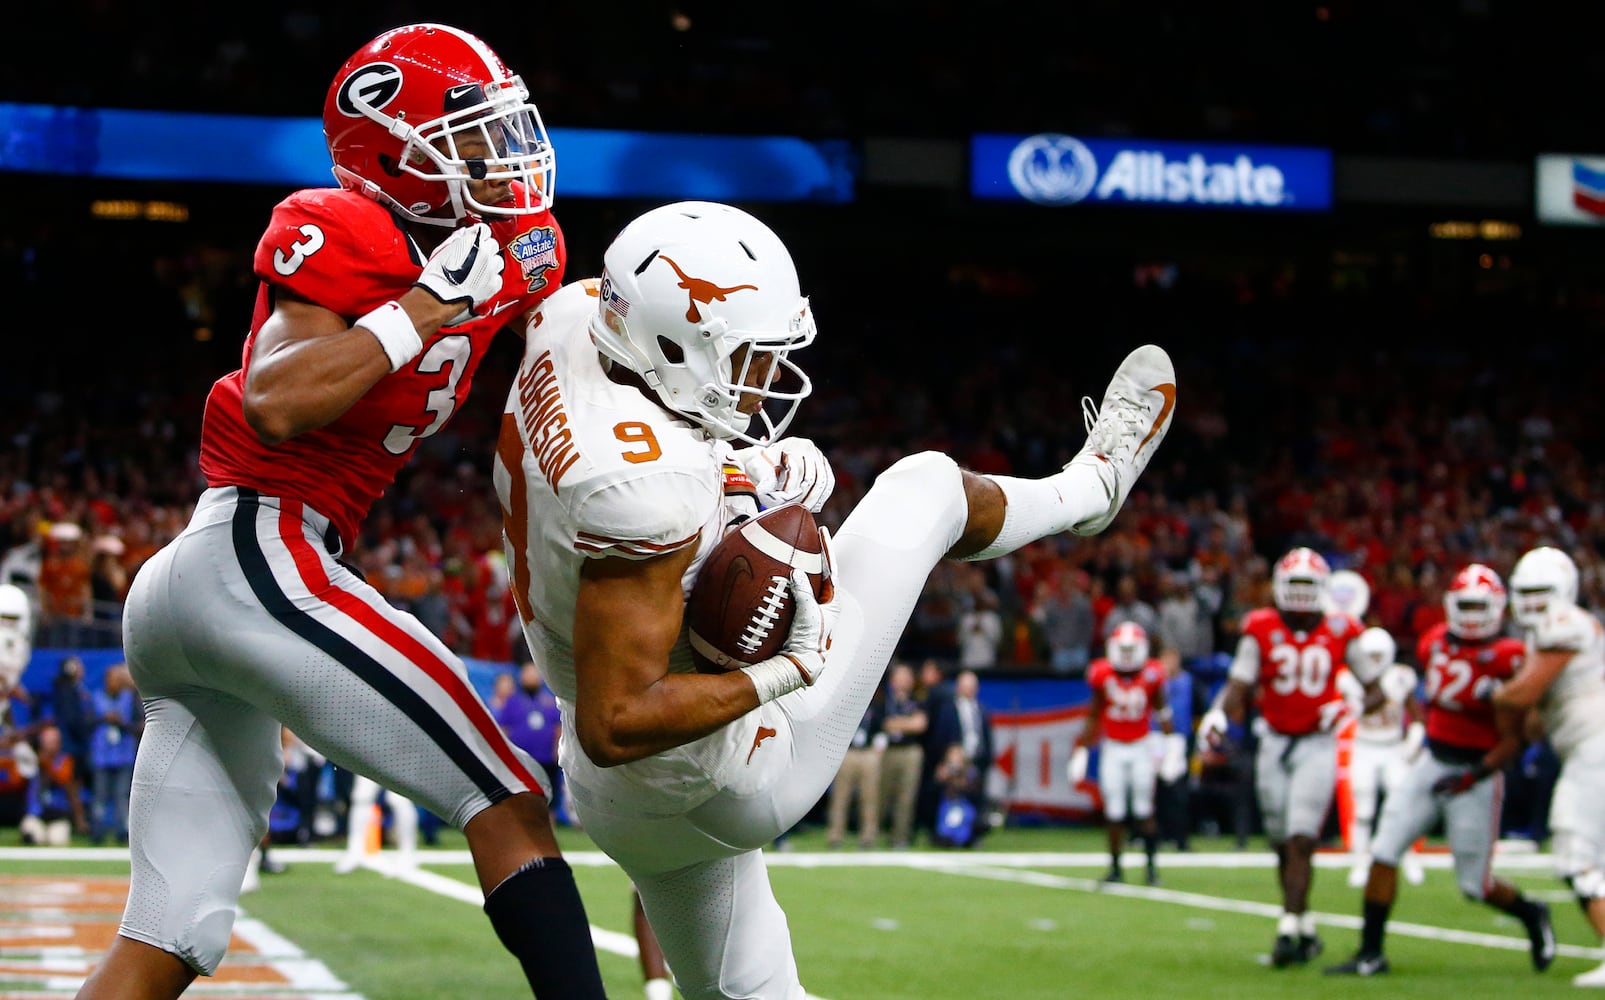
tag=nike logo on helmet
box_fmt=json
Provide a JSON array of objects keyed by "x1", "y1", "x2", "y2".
[
  {"x1": 447, "y1": 84, "x2": 479, "y2": 100},
  {"x1": 443, "y1": 240, "x2": 481, "y2": 286}
]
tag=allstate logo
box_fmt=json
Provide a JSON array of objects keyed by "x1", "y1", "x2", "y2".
[{"x1": 1007, "y1": 134, "x2": 1099, "y2": 205}]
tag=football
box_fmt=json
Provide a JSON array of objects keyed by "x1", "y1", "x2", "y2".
[{"x1": 686, "y1": 502, "x2": 825, "y2": 673}]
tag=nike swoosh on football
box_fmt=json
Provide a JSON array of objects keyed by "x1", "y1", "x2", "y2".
[
  {"x1": 443, "y1": 241, "x2": 481, "y2": 286},
  {"x1": 1137, "y1": 382, "x2": 1176, "y2": 453}
]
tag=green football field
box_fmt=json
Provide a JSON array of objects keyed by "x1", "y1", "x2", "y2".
[{"x1": 2, "y1": 826, "x2": 1596, "y2": 999}]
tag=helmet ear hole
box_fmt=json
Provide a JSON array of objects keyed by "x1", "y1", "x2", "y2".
[
  {"x1": 377, "y1": 153, "x2": 404, "y2": 177},
  {"x1": 656, "y1": 336, "x2": 685, "y2": 365}
]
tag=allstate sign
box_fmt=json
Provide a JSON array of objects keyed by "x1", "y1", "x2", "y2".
[{"x1": 973, "y1": 132, "x2": 1332, "y2": 211}]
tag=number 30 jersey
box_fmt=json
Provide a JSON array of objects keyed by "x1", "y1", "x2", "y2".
[
  {"x1": 1230, "y1": 607, "x2": 1364, "y2": 736},
  {"x1": 200, "y1": 185, "x2": 566, "y2": 551},
  {"x1": 1414, "y1": 623, "x2": 1523, "y2": 752}
]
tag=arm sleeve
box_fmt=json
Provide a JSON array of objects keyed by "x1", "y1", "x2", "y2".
[
  {"x1": 571, "y1": 472, "x2": 716, "y2": 561},
  {"x1": 1227, "y1": 633, "x2": 1261, "y2": 685}
]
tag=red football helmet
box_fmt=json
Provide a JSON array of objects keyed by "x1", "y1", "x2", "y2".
[
  {"x1": 1444, "y1": 563, "x2": 1507, "y2": 640},
  {"x1": 1107, "y1": 621, "x2": 1150, "y2": 673},
  {"x1": 323, "y1": 23, "x2": 556, "y2": 227},
  {"x1": 1273, "y1": 547, "x2": 1330, "y2": 614}
]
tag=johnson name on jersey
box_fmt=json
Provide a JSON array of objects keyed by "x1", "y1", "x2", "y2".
[
  {"x1": 493, "y1": 279, "x2": 748, "y2": 811},
  {"x1": 1529, "y1": 602, "x2": 1605, "y2": 757}
]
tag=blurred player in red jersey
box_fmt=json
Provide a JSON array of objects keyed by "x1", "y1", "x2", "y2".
[
  {"x1": 1327, "y1": 563, "x2": 1554, "y2": 977},
  {"x1": 1068, "y1": 622, "x2": 1184, "y2": 885},
  {"x1": 77, "y1": 24, "x2": 606, "y2": 1000},
  {"x1": 1199, "y1": 547, "x2": 1362, "y2": 967}
]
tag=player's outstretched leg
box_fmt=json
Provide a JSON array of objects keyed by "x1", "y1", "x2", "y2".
[{"x1": 952, "y1": 345, "x2": 1176, "y2": 561}]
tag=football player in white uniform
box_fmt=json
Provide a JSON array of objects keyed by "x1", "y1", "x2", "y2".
[
  {"x1": 1493, "y1": 546, "x2": 1605, "y2": 987},
  {"x1": 495, "y1": 201, "x2": 1178, "y2": 999},
  {"x1": 1338, "y1": 627, "x2": 1426, "y2": 888}
]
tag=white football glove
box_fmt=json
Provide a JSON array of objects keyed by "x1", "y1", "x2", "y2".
[
  {"x1": 741, "y1": 527, "x2": 841, "y2": 703},
  {"x1": 733, "y1": 438, "x2": 836, "y2": 513},
  {"x1": 10, "y1": 738, "x2": 37, "y2": 780},
  {"x1": 414, "y1": 222, "x2": 506, "y2": 325},
  {"x1": 1158, "y1": 733, "x2": 1188, "y2": 783},
  {"x1": 1067, "y1": 745, "x2": 1089, "y2": 786},
  {"x1": 1198, "y1": 707, "x2": 1229, "y2": 747}
]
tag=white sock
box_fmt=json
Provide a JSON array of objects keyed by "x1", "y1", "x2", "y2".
[
  {"x1": 1277, "y1": 912, "x2": 1299, "y2": 936},
  {"x1": 1350, "y1": 817, "x2": 1372, "y2": 861},
  {"x1": 959, "y1": 469, "x2": 1111, "y2": 561},
  {"x1": 644, "y1": 978, "x2": 673, "y2": 1000},
  {"x1": 1299, "y1": 911, "x2": 1318, "y2": 937},
  {"x1": 391, "y1": 792, "x2": 418, "y2": 858}
]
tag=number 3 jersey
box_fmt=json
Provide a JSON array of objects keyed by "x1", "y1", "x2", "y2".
[
  {"x1": 1414, "y1": 622, "x2": 1523, "y2": 752},
  {"x1": 199, "y1": 185, "x2": 566, "y2": 551},
  {"x1": 1230, "y1": 607, "x2": 1364, "y2": 736},
  {"x1": 492, "y1": 280, "x2": 752, "y2": 812}
]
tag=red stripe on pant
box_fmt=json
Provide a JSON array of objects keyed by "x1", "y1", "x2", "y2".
[{"x1": 276, "y1": 502, "x2": 543, "y2": 795}]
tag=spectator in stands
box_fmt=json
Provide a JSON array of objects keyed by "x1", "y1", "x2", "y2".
[
  {"x1": 1033, "y1": 568, "x2": 1095, "y2": 675},
  {"x1": 916, "y1": 659, "x2": 954, "y2": 838},
  {"x1": 22, "y1": 723, "x2": 86, "y2": 845},
  {"x1": 89, "y1": 535, "x2": 128, "y2": 643},
  {"x1": 958, "y1": 587, "x2": 1003, "y2": 671},
  {"x1": 88, "y1": 663, "x2": 141, "y2": 845},
  {"x1": 39, "y1": 523, "x2": 92, "y2": 648},
  {"x1": 1103, "y1": 573, "x2": 1160, "y2": 641},
  {"x1": 1157, "y1": 569, "x2": 1212, "y2": 663}
]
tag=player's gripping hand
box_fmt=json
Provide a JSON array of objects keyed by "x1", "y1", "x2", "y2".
[
  {"x1": 734, "y1": 439, "x2": 836, "y2": 513},
  {"x1": 1198, "y1": 707, "x2": 1229, "y2": 748},
  {"x1": 741, "y1": 528, "x2": 840, "y2": 702},
  {"x1": 1431, "y1": 765, "x2": 1491, "y2": 797},
  {"x1": 414, "y1": 222, "x2": 506, "y2": 325}
]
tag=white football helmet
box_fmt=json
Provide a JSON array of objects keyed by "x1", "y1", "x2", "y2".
[
  {"x1": 588, "y1": 202, "x2": 816, "y2": 444},
  {"x1": 1351, "y1": 627, "x2": 1396, "y2": 685},
  {"x1": 1273, "y1": 547, "x2": 1330, "y2": 614},
  {"x1": 1443, "y1": 563, "x2": 1507, "y2": 640},
  {"x1": 0, "y1": 584, "x2": 31, "y2": 689},
  {"x1": 1324, "y1": 569, "x2": 1370, "y2": 619},
  {"x1": 1107, "y1": 621, "x2": 1150, "y2": 673},
  {"x1": 1510, "y1": 546, "x2": 1579, "y2": 628}
]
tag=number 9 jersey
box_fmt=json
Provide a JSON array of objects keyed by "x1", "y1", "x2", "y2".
[
  {"x1": 1230, "y1": 607, "x2": 1365, "y2": 736},
  {"x1": 200, "y1": 184, "x2": 565, "y2": 552}
]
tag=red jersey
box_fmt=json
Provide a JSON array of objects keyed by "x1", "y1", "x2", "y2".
[
  {"x1": 1087, "y1": 658, "x2": 1167, "y2": 743},
  {"x1": 1415, "y1": 623, "x2": 1523, "y2": 752},
  {"x1": 199, "y1": 185, "x2": 565, "y2": 551},
  {"x1": 1237, "y1": 607, "x2": 1364, "y2": 736}
]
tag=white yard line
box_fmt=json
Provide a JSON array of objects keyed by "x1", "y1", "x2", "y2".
[{"x1": 930, "y1": 863, "x2": 1605, "y2": 961}]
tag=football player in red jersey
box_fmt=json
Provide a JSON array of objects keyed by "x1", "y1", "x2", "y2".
[
  {"x1": 1327, "y1": 563, "x2": 1554, "y2": 977},
  {"x1": 76, "y1": 24, "x2": 605, "y2": 1000},
  {"x1": 1068, "y1": 622, "x2": 1183, "y2": 885},
  {"x1": 1199, "y1": 547, "x2": 1363, "y2": 967}
]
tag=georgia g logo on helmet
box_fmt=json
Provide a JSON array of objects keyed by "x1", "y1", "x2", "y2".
[{"x1": 336, "y1": 63, "x2": 403, "y2": 117}]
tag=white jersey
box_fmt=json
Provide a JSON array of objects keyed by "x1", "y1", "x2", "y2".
[
  {"x1": 494, "y1": 280, "x2": 751, "y2": 812},
  {"x1": 1529, "y1": 602, "x2": 1605, "y2": 759},
  {"x1": 1337, "y1": 663, "x2": 1416, "y2": 745}
]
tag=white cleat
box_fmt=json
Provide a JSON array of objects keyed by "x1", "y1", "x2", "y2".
[
  {"x1": 1575, "y1": 961, "x2": 1605, "y2": 987},
  {"x1": 1068, "y1": 344, "x2": 1177, "y2": 535},
  {"x1": 332, "y1": 853, "x2": 364, "y2": 876}
]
